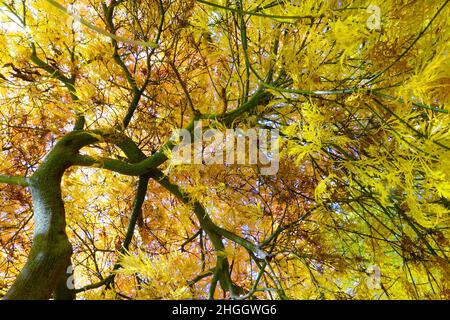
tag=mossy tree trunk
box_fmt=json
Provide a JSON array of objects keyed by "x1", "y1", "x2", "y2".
[{"x1": 3, "y1": 132, "x2": 96, "y2": 300}]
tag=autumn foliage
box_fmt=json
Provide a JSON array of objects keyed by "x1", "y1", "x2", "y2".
[{"x1": 0, "y1": 0, "x2": 449, "y2": 299}]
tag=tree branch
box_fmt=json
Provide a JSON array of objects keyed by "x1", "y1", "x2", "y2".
[
  {"x1": 31, "y1": 44, "x2": 85, "y2": 130},
  {"x1": 149, "y1": 169, "x2": 235, "y2": 297},
  {"x1": 0, "y1": 174, "x2": 29, "y2": 186}
]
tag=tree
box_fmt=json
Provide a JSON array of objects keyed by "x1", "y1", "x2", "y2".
[{"x1": 0, "y1": 0, "x2": 449, "y2": 300}]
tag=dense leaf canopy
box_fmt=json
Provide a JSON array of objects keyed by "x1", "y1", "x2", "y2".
[{"x1": 0, "y1": 0, "x2": 449, "y2": 299}]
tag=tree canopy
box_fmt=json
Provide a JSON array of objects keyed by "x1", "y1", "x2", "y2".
[{"x1": 0, "y1": 0, "x2": 449, "y2": 300}]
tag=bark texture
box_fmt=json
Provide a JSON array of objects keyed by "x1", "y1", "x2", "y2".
[{"x1": 4, "y1": 132, "x2": 96, "y2": 300}]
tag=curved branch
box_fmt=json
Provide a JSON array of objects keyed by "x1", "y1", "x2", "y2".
[
  {"x1": 3, "y1": 131, "x2": 99, "y2": 299},
  {"x1": 0, "y1": 174, "x2": 29, "y2": 186},
  {"x1": 31, "y1": 44, "x2": 85, "y2": 130},
  {"x1": 148, "y1": 169, "x2": 272, "y2": 298},
  {"x1": 103, "y1": 0, "x2": 165, "y2": 128},
  {"x1": 45, "y1": 0, "x2": 157, "y2": 48},
  {"x1": 149, "y1": 169, "x2": 235, "y2": 297}
]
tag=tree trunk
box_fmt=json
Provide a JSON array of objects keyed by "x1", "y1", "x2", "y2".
[
  {"x1": 4, "y1": 172, "x2": 71, "y2": 299},
  {"x1": 53, "y1": 261, "x2": 76, "y2": 300},
  {"x1": 3, "y1": 132, "x2": 97, "y2": 300}
]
